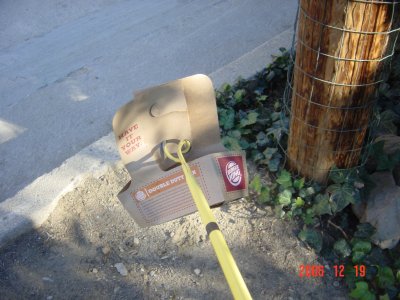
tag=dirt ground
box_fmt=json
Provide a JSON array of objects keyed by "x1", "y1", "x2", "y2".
[{"x1": 0, "y1": 162, "x2": 348, "y2": 299}]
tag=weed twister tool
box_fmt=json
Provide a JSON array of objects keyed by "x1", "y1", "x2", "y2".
[{"x1": 112, "y1": 74, "x2": 252, "y2": 299}]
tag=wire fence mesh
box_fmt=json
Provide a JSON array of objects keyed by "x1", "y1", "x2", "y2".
[{"x1": 281, "y1": 0, "x2": 400, "y2": 184}]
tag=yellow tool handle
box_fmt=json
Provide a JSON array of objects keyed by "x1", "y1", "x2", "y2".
[{"x1": 164, "y1": 140, "x2": 252, "y2": 300}]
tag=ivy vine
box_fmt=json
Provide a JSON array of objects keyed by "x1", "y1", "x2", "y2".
[{"x1": 216, "y1": 48, "x2": 400, "y2": 299}]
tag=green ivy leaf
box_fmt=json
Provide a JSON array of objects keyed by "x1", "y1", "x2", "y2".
[
  {"x1": 222, "y1": 136, "x2": 242, "y2": 151},
  {"x1": 377, "y1": 266, "x2": 395, "y2": 289},
  {"x1": 256, "y1": 132, "x2": 269, "y2": 147},
  {"x1": 299, "y1": 186, "x2": 316, "y2": 199},
  {"x1": 327, "y1": 183, "x2": 356, "y2": 212},
  {"x1": 271, "y1": 112, "x2": 280, "y2": 122},
  {"x1": 371, "y1": 140, "x2": 398, "y2": 171},
  {"x1": 239, "y1": 139, "x2": 250, "y2": 149},
  {"x1": 234, "y1": 89, "x2": 246, "y2": 103},
  {"x1": 266, "y1": 120, "x2": 284, "y2": 141},
  {"x1": 295, "y1": 197, "x2": 305, "y2": 207},
  {"x1": 376, "y1": 150, "x2": 400, "y2": 171},
  {"x1": 352, "y1": 251, "x2": 367, "y2": 264},
  {"x1": 274, "y1": 205, "x2": 285, "y2": 218},
  {"x1": 349, "y1": 281, "x2": 375, "y2": 300},
  {"x1": 354, "y1": 223, "x2": 376, "y2": 240},
  {"x1": 333, "y1": 239, "x2": 351, "y2": 258},
  {"x1": 221, "y1": 83, "x2": 231, "y2": 93},
  {"x1": 249, "y1": 174, "x2": 262, "y2": 194},
  {"x1": 344, "y1": 264, "x2": 358, "y2": 289},
  {"x1": 396, "y1": 270, "x2": 400, "y2": 283},
  {"x1": 351, "y1": 239, "x2": 371, "y2": 264},
  {"x1": 312, "y1": 193, "x2": 332, "y2": 216},
  {"x1": 219, "y1": 108, "x2": 235, "y2": 130},
  {"x1": 352, "y1": 240, "x2": 372, "y2": 253},
  {"x1": 371, "y1": 140, "x2": 385, "y2": 157},
  {"x1": 277, "y1": 189, "x2": 292, "y2": 206},
  {"x1": 379, "y1": 294, "x2": 390, "y2": 300},
  {"x1": 240, "y1": 112, "x2": 259, "y2": 128},
  {"x1": 267, "y1": 156, "x2": 281, "y2": 172},
  {"x1": 251, "y1": 151, "x2": 264, "y2": 162},
  {"x1": 240, "y1": 128, "x2": 252, "y2": 135},
  {"x1": 329, "y1": 166, "x2": 352, "y2": 184},
  {"x1": 259, "y1": 186, "x2": 271, "y2": 204},
  {"x1": 377, "y1": 154, "x2": 392, "y2": 171},
  {"x1": 266, "y1": 70, "x2": 275, "y2": 81},
  {"x1": 228, "y1": 130, "x2": 241, "y2": 139},
  {"x1": 377, "y1": 109, "x2": 400, "y2": 134},
  {"x1": 393, "y1": 257, "x2": 400, "y2": 270},
  {"x1": 257, "y1": 95, "x2": 268, "y2": 102},
  {"x1": 366, "y1": 248, "x2": 387, "y2": 268},
  {"x1": 298, "y1": 189, "x2": 306, "y2": 198},
  {"x1": 276, "y1": 170, "x2": 292, "y2": 188},
  {"x1": 263, "y1": 147, "x2": 277, "y2": 160},
  {"x1": 302, "y1": 208, "x2": 316, "y2": 225},
  {"x1": 293, "y1": 178, "x2": 305, "y2": 190},
  {"x1": 273, "y1": 101, "x2": 280, "y2": 110},
  {"x1": 263, "y1": 150, "x2": 282, "y2": 173},
  {"x1": 298, "y1": 228, "x2": 322, "y2": 252}
]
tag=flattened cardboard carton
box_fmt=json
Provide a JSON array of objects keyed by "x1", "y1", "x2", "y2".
[{"x1": 112, "y1": 74, "x2": 248, "y2": 227}]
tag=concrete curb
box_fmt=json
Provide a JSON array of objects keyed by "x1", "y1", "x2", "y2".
[
  {"x1": 0, "y1": 29, "x2": 293, "y2": 247},
  {"x1": 0, "y1": 132, "x2": 119, "y2": 246}
]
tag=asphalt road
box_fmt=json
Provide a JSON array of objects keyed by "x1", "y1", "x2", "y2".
[{"x1": 0, "y1": 0, "x2": 297, "y2": 202}]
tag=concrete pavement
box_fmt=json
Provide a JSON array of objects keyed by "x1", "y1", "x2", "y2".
[{"x1": 0, "y1": 0, "x2": 296, "y2": 246}]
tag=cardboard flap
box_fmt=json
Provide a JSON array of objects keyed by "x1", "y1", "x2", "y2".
[
  {"x1": 112, "y1": 80, "x2": 191, "y2": 170},
  {"x1": 112, "y1": 74, "x2": 225, "y2": 176}
]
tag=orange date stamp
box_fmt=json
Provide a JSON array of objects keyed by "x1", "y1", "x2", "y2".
[{"x1": 298, "y1": 265, "x2": 366, "y2": 278}]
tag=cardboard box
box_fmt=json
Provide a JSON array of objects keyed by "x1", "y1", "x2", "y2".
[{"x1": 112, "y1": 74, "x2": 248, "y2": 227}]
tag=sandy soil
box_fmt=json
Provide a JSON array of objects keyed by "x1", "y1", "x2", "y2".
[{"x1": 0, "y1": 162, "x2": 348, "y2": 299}]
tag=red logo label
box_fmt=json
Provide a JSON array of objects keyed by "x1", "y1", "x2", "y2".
[{"x1": 217, "y1": 156, "x2": 246, "y2": 192}]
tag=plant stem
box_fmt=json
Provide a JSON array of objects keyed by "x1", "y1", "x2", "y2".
[{"x1": 328, "y1": 220, "x2": 349, "y2": 241}]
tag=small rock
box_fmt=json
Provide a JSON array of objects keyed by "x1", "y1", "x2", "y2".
[
  {"x1": 150, "y1": 270, "x2": 156, "y2": 277},
  {"x1": 42, "y1": 277, "x2": 54, "y2": 282},
  {"x1": 114, "y1": 263, "x2": 128, "y2": 276},
  {"x1": 194, "y1": 268, "x2": 201, "y2": 276},
  {"x1": 46, "y1": 296, "x2": 53, "y2": 300},
  {"x1": 92, "y1": 268, "x2": 98, "y2": 274},
  {"x1": 198, "y1": 235, "x2": 204, "y2": 243},
  {"x1": 102, "y1": 246, "x2": 111, "y2": 255},
  {"x1": 353, "y1": 171, "x2": 400, "y2": 249},
  {"x1": 375, "y1": 134, "x2": 400, "y2": 154},
  {"x1": 133, "y1": 237, "x2": 140, "y2": 246},
  {"x1": 256, "y1": 208, "x2": 267, "y2": 215},
  {"x1": 354, "y1": 181, "x2": 364, "y2": 189},
  {"x1": 333, "y1": 281, "x2": 340, "y2": 287},
  {"x1": 324, "y1": 264, "x2": 330, "y2": 271},
  {"x1": 114, "y1": 287, "x2": 120, "y2": 294},
  {"x1": 170, "y1": 232, "x2": 175, "y2": 238}
]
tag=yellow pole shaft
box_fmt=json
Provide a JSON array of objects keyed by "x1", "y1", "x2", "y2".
[{"x1": 169, "y1": 141, "x2": 252, "y2": 300}]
